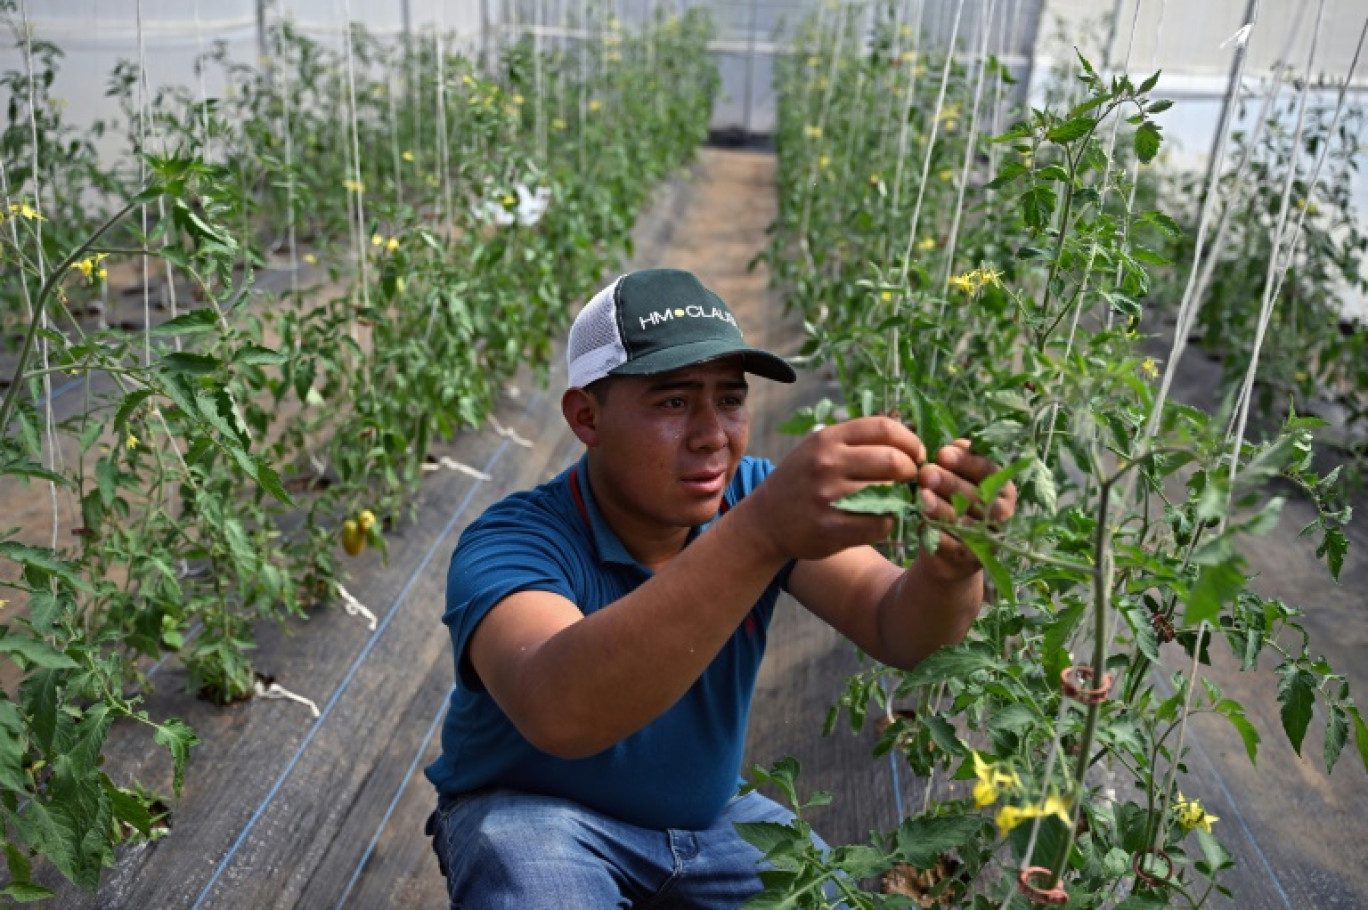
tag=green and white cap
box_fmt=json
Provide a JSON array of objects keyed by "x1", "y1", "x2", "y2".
[{"x1": 567, "y1": 268, "x2": 796, "y2": 388}]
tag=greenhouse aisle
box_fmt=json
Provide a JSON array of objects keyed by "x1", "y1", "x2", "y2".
[{"x1": 29, "y1": 147, "x2": 1368, "y2": 908}]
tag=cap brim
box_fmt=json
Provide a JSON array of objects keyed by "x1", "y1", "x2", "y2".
[{"x1": 608, "y1": 339, "x2": 797, "y2": 383}]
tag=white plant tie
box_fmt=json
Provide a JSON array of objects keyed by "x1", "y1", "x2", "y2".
[
  {"x1": 488, "y1": 415, "x2": 533, "y2": 448},
  {"x1": 1221, "y1": 22, "x2": 1254, "y2": 50},
  {"x1": 422, "y1": 456, "x2": 492, "y2": 481},
  {"x1": 253, "y1": 679, "x2": 321, "y2": 717},
  {"x1": 336, "y1": 583, "x2": 378, "y2": 631}
]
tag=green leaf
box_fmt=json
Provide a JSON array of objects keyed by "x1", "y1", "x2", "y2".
[
  {"x1": 112, "y1": 388, "x2": 154, "y2": 433},
  {"x1": 1276, "y1": 664, "x2": 1316, "y2": 755},
  {"x1": 894, "y1": 813, "x2": 982, "y2": 868},
  {"x1": 1117, "y1": 895, "x2": 1169, "y2": 910},
  {"x1": 925, "y1": 714, "x2": 964, "y2": 756},
  {"x1": 149, "y1": 308, "x2": 219, "y2": 337},
  {"x1": 1140, "y1": 209, "x2": 1182, "y2": 238},
  {"x1": 232, "y1": 343, "x2": 290, "y2": 367},
  {"x1": 1047, "y1": 115, "x2": 1097, "y2": 143},
  {"x1": 162, "y1": 352, "x2": 221, "y2": 376},
  {"x1": 979, "y1": 455, "x2": 1032, "y2": 506},
  {"x1": 734, "y1": 820, "x2": 805, "y2": 861},
  {"x1": 1138, "y1": 70, "x2": 1162, "y2": 94},
  {"x1": 1325, "y1": 704, "x2": 1348, "y2": 774},
  {"x1": 1134, "y1": 122, "x2": 1162, "y2": 163},
  {"x1": 1316, "y1": 527, "x2": 1347, "y2": 581},
  {"x1": 0, "y1": 634, "x2": 78, "y2": 670},
  {"x1": 1216, "y1": 698, "x2": 1261, "y2": 765},
  {"x1": 0, "y1": 542, "x2": 90, "y2": 592},
  {"x1": 959, "y1": 535, "x2": 1015, "y2": 603},
  {"x1": 833, "y1": 484, "x2": 913, "y2": 516},
  {"x1": 154, "y1": 718, "x2": 200, "y2": 798},
  {"x1": 901, "y1": 644, "x2": 1002, "y2": 689},
  {"x1": 1184, "y1": 559, "x2": 1245, "y2": 627},
  {"x1": 0, "y1": 881, "x2": 56, "y2": 902},
  {"x1": 1348, "y1": 706, "x2": 1368, "y2": 773},
  {"x1": 1195, "y1": 829, "x2": 1235, "y2": 877},
  {"x1": 1147, "y1": 98, "x2": 1174, "y2": 114},
  {"x1": 1020, "y1": 184, "x2": 1056, "y2": 230}
]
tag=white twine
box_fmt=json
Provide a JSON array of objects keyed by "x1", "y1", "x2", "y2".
[
  {"x1": 336, "y1": 583, "x2": 378, "y2": 631},
  {"x1": 253, "y1": 679, "x2": 321, "y2": 717},
  {"x1": 897, "y1": 0, "x2": 965, "y2": 286},
  {"x1": 487, "y1": 415, "x2": 533, "y2": 448},
  {"x1": 1144, "y1": 0, "x2": 1262, "y2": 447},
  {"x1": 422, "y1": 456, "x2": 493, "y2": 480},
  {"x1": 340, "y1": 0, "x2": 372, "y2": 324},
  {"x1": 1224, "y1": 10, "x2": 1364, "y2": 511}
]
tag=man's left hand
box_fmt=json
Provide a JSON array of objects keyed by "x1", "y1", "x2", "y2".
[{"x1": 915, "y1": 439, "x2": 1018, "y2": 581}]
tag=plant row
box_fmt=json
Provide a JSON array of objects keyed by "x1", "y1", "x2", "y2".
[
  {"x1": 747, "y1": 5, "x2": 1363, "y2": 908},
  {"x1": 0, "y1": 4, "x2": 718, "y2": 899}
]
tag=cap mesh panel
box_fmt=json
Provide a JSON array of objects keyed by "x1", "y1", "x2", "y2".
[{"x1": 567, "y1": 277, "x2": 627, "y2": 388}]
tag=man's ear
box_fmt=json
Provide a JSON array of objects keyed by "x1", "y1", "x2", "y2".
[{"x1": 562, "y1": 387, "x2": 601, "y2": 446}]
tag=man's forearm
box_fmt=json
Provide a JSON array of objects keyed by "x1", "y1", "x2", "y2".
[
  {"x1": 875, "y1": 556, "x2": 984, "y2": 670},
  {"x1": 503, "y1": 505, "x2": 789, "y2": 758}
]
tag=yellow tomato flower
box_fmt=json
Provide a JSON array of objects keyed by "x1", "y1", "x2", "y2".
[
  {"x1": 74, "y1": 253, "x2": 109, "y2": 282},
  {"x1": 817, "y1": 155, "x2": 830, "y2": 170},
  {"x1": 501, "y1": 194, "x2": 516, "y2": 207},
  {"x1": 1174, "y1": 793, "x2": 1218, "y2": 833},
  {"x1": 552, "y1": 117, "x2": 567, "y2": 131},
  {"x1": 869, "y1": 174, "x2": 882, "y2": 186},
  {"x1": 974, "y1": 267, "x2": 1002, "y2": 288},
  {"x1": 401, "y1": 150, "x2": 415, "y2": 162},
  {"x1": 343, "y1": 178, "x2": 365, "y2": 194},
  {"x1": 918, "y1": 237, "x2": 936, "y2": 251},
  {"x1": 971, "y1": 752, "x2": 1021, "y2": 808},
  {"x1": 1041, "y1": 794, "x2": 1072, "y2": 826},
  {"x1": 126, "y1": 433, "x2": 138, "y2": 450},
  {"x1": 880, "y1": 291, "x2": 893, "y2": 303},
  {"x1": 513, "y1": 93, "x2": 524, "y2": 105},
  {"x1": 589, "y1": 99, "x2": 603, "y2": 113},
  {"x1": 804, "y1": 124, "x2": 822, "y2": 140},
  {"x1": 1140, "y1": 357, "x2": 1159, "y2": 380},
  {"x1": 303, "y1": 253, "x2": 319, "y2": 265},
  {"x1": 386, "y1": 237, "x2": 399, "y2": 253},
  {"x1": 5, "y1": 201, "x2": 44, "y2": 222},
  {"x1": 950, "y1": 273, "x2": 976, "y2": 294},
  {"x1": 461, "y1": 74, "x2": 475, "y2": 86},
  {"x1": 0, "y1": 599, "x2": 7, "y2": 610},
  {"x1": 995, "y1": 804, "x2": 1033, "y2": 834},
  {"x1": 371, "y1": 233, "x2": 384, "y2": 247}
]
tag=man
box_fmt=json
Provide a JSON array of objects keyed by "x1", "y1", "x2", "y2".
[{"x1": 424, "y1": 268, "x2": 1016, "y2": 908}]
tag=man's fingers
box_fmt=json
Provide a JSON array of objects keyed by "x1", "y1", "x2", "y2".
[{"x1": 826, "y1": 416, "x2": 928, "y2": 466}]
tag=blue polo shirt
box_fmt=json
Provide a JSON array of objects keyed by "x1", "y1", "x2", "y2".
[{"x1": 424, "y1": 454, "x2": 792, "y2": 830}]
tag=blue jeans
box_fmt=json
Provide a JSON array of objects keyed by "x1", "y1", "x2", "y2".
[{"x1": 426, "y1": 788, "x2": 830, "y2": 909}]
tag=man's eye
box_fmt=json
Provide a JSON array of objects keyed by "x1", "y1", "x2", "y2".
[{"x1": 661, "y1": 397, "x2": 686, "y2": 409}]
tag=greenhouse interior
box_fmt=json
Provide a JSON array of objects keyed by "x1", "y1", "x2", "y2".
[{"x1": 1, "y1": 0, "x2": 1366, "y2": 906}]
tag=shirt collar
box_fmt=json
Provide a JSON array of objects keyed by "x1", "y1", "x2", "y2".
[{"x1": 572, "y1": 453, "x2": 646, "y2": 569}]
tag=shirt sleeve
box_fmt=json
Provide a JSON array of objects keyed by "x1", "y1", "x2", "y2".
[{"x1": 444, "y1": 500, "x2": 579, "y2": 692}]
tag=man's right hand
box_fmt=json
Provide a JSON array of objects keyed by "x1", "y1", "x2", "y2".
[{"x1": 735, "y1": 416, "x2": 928, "y2": 562}]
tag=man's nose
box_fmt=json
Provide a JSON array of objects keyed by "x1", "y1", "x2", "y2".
[{"x1": 688, "y1": 403, "x2": 728, "y2": 450}]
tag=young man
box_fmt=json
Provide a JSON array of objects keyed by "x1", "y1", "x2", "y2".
[{"x1": 424, "y1": 268, "x2": 1016, "y2": 908}]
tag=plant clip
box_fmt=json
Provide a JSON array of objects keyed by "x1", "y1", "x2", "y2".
[
  {"x1": 1016, "y1": 866, "x2": 1068, "y2": 905},
  {"x1": 1060, "y1": 665, "x2": 1113, "y2": 705},
  {"x1": 1132, "y1": 847, "x2": 1175, "y2": 888}
]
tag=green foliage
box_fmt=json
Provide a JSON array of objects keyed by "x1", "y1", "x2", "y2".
[
  {"x1": 762, "y1": 5, "x2": 1362, "y2": 907},
  {"x1": 0, "y1": 2, "x2": 719, "y2": 896}
]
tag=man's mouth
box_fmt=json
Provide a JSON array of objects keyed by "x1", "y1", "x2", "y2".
[{"x1": 679, "y1": 469, "x2": 726, "y2": 495}]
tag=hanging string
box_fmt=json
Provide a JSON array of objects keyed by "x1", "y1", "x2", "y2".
[
  {"x1": 340, "y1": 0, "x2": 372, "y2": 323},
  {"x1": 18, "y1": 0, "x2": 60, "y2": 548},
  {"x1": 1223, "y1": 6, "x2": 1363, "y2": 509},
  {"x1": 888, "y1": 0, "x2": 925, "y2": 260},
  {"x1": 1143, "y1": 0, "x2": 1262, "y2": 447},
  {"x1": 936, "y1": 0, "x2": 996, "y2": 297},
  {"x1": 272, "y1": 3, "x2": 301, "y2": 300},
  {"x1": 896, "y1": 0, "x2": 964, "y2": 284},
  {"x1": 434, "y1": 0, "x2": 455, "y2": 232}
]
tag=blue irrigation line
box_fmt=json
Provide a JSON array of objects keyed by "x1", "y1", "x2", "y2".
[
  {"x1": 333, "y1": 446, "x2": 582, "y2": 903},
  {"x1": 334, "y1": 690, "x2": 449, "y2": 909},
  {"x1": 1152, "y1": 673, "x2": 1294, "y2": 910},
  {"x1": 191, "y1": 437, "x2": 514, "y2": 909}
]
